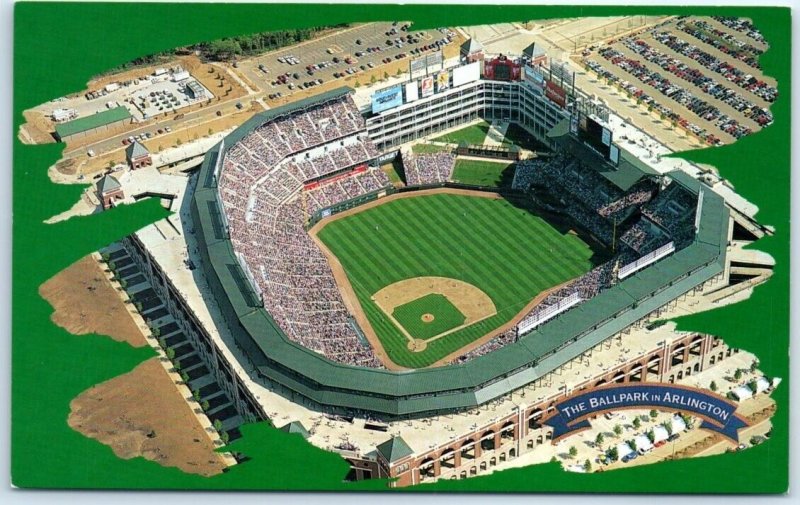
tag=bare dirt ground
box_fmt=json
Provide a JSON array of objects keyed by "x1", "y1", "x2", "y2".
[
  {"x1": 68, "y1": 357, "x2": 228, "y2": 477},
  {"x1": 39, "y1": 255, "x2": 146, "y2": 348},
  {"x1": 43, "y1": 255, "x2": 228, "y2": 476}
]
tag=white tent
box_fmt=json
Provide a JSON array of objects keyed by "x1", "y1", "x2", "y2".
[
  {"x1": 732, "y1": 385, "x2": 753, "y2": 401},
  {"x1": 651, "y1": 425, "x2": 669, "y2": 443},
  {"x1": 671, "y1": 414, "x2": 687, "y2": 433},
  {"x1": 755, "y1": 377, "x2": 771, "y2": 393},
  {"x1": 635, "y1": 434, "x2": 653, "y2": 453},
  {"x1": 616, "y1": 442, "x2": 634, "y2": 459}
]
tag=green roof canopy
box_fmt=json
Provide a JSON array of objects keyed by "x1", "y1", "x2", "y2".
[
  {"x1": 55, "y1": 106, "x2": 131, "y2": 139},
  {"x1": 376, "y1": 436, "x2": 414, "y2": 462}
]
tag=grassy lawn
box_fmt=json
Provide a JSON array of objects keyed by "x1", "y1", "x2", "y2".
[
  {"x1": 392, "y1": 294, "x2": 466, "y2": 340},
  {"x1": 431, "y1": 120, "x2": 491, "y2": 145},
  {"x1": 451, "y1": 159, "x2": 516, "y2": 188},
  {"x1": 316, "y1": 193, "x2": 598, "y2": 368},
  {"x1": 411, "y1": 143, "x2": 451, "y2": 154},
  {"x1": 380, "y1": 161, "x2": 404, "y2": 185}
]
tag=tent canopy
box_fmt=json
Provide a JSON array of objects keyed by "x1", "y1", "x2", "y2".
[
  {"x1": 732, "y1": 386, "x2": 753, "y2": 401},
  {"x1": 652, "y1": 425, "x2": 669, "y2": 443}
]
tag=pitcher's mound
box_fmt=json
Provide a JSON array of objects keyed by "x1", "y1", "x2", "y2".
[
  {"x1": 408, "y1": 339, "x2": 428, "y2": 352},
  {"x1": 421, "y1": 313, "x2": 435, "y2": 323}
]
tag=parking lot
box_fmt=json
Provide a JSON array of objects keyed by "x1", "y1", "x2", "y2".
[
  {"x1": 581, "y1": 16, "x2": 775, "y2": 147},
  {"x1": 236, "y1": 22, "x2": 458, "y2": 103}
]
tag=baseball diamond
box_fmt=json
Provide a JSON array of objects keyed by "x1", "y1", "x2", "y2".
[
  {"x1": 315, "y1": 192, "x2": 598, "y2": 368},
  {"x1": 392, "y1": 294, "x2": 466, "y2": 341}
]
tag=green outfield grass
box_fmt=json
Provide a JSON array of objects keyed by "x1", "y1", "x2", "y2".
[
  {"x1": 392, "y1": 294, "x2": 467, "y2": 340},
  {"x1": 451, "y1": 159, "x2": 516, "y2": 187},
  {"x1": 317, "y1": 193, "x2": 599, "y2": 368},
  {"x1": 431, "y1": 120, "x2": 491, "y2": 145}
]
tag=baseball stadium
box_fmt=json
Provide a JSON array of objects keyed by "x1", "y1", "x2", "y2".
[{"x1": 113, "y1": 45, "x2": 773, "y2": 486}]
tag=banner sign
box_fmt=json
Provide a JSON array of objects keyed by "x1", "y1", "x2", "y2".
[
  {"x1": 420, "y1": 76, "x2": 434, "y2": 97},
  {"x1": 542, "y1": 383, "x2": 749, "y2": 443},
  {"x1": 436, "y1": 71, "x2": 450, "y2": 91},
  {"x1": 545, "y1": 80, "x2": 567, "y2": 108},
  {"x1": 371, "y1": 85, "x2": 403, "y2": 114}
]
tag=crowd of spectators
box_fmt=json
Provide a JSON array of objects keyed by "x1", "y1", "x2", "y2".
[
  {"x1": 305, "y1": 169, "x2": 392, "y2": 215},
  {"x1": 217, "y1": 94, "x2": 385, "y2": 368},
  {"x1": 622, "y1": 36, "x2": 773, "y2": 128},
  {"x1": 676, "y1": 19, "x2": 763, "y2": 70},
  {"x1": 640, "y1": 181, "x2": 698, "y2": 248},
  {"x1": 402, "y1": 152, "x2": 456, "y2": 185}
]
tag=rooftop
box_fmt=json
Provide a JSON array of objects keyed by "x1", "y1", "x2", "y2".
[{"x1": 55, "y1": 106, "x2": 131, "y2": 138}]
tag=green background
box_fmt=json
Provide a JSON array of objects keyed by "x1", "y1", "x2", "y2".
[
  {"x1": 12, "y1": 2, "x2": 790, "y2": 493},
  {"x1": 317, "y1": 193, "x2": 594, "y2": 367}
]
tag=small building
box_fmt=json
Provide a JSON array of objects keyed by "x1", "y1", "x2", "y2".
[
  {"x1": 460, "y1": 38, "x2": 484, "y2": 63},
  {"x1": 185, "y1": 80, "x2": 205, "y2": 100},
  {"x1": 523, "y1": 42, "x2": 548, "y2": 67},
  {"x1": 172, "y1": 70, "x2": 190, "y2": 82},
  {"x1": 278, "y1": 421, "x2": 310, "y2": 439},
  {"x1": 97, "y1": 175, "x2": 124, "y2": 209},
  {"x1": 54, "y1": 106, "x2": 132, "y2": 143},
  {"x1": 126, "y1": 141, "x2": 152, "y2": 170}
]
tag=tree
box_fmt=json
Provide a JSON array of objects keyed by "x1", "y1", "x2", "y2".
[
  {"x1": 613, "y1": 424, "x2": 623, "y2": 437},
  {"x1": 664, "y1": 420, "x2": 673, "y2": 435},
  {"x1": 108, "y1": 261, "x2": 116, "y2": 271},
  {"x1": 180, "y1": 371, "x2": 189, "y2": 383},
  {"x1": 734, "y1": 369, "x2": 743, "y2": 380},
  {"x1": 595, "y1": 433, "x2": 604, "y2": 446},
  {"x1": 202, "y1": 400, "x2": 210, "y2": 411},
  {"x1": 583, "y1": 459, "x2": 592, "y2": 472},
  {"x1": 629, "y1": 439, "x2": 637, "y2": 451},
  {"x1": 395, "y1": 69, "x2": 402, "y2": 77},
  {"x1": 118, "y1": 278, "x2": 127, "y2": 289},
  {"x1": 214, "y1": 419, "x2": 224, "y2": 432},
  {"x1": 649, "y1": 409, "x2": 658, "y2": 419},
  {"x1": 568, "y1": 446, "x2": 578, "y2": 458},
  {"x1": 710, "y1": 380, "x2": 718, "y2": 392},
  {"x1": 220, "y1": 431, "x2": 230, "y2": 445},
  {"x1": 135, "y1": 302, "x2": 143, "y2": 313},
  {"x1": 165, "y1": 347, "x2": 176, "y2": 360},
  {"x1": 384, "y1": 71, "x2": 390, "y2": 81},
  {"x1": 647, "y1": 430, "x2": 655, "y2": 443},
  {"x1": 100, "y1": 253, "x2": 110, "y2": 263},
  {"x1": 750, "y1": 360, "x2": 759, "y2": 373},
  {"x1": 151, "y1": 326, "x2": 161, "y2": 339},
  {"x1": 193, "y1": 389, "x2": 201, "y2": 402},
  {"x1": 549, "y1": 456, "x2": 558, "y2": 464},
  {"x1": 633, "y1": 417, "x2": 641, "y2": 429},
  {"x1": 354, "y1": 81, "x2": 361, "y2": 88},
  {"x1": 208, "y1": 128, "x2": 214, "y2": 136},
  {"x1": 370, "y1": 75, "x2": 377, "y2": 85},
  {"x1": 607, "y1": 446, "x2": 619, "y2": 462},
  {"x1": 176, "y1": 138, "x2": 183, "y2": 146},
  {"x1": 748, "y1": 381, "x2": 759, "y2": 393}
]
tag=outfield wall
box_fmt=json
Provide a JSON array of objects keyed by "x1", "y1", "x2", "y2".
[{"x1": 187, "y1": 88, "x2": 731, "y2": 419}]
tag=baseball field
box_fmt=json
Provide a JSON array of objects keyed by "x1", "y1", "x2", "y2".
[{"x1": 316, "y1": 191, "x2": 599, "y2": 368}]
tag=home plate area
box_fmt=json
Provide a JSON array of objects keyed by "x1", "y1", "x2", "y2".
[{"x1": 371, "y1": 277, "x2": 497, "y2": 352}]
